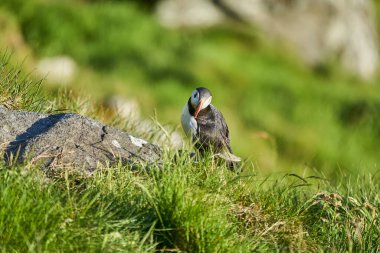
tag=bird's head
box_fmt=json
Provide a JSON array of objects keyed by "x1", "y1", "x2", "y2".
[{"x1": 190, "y1": 87, "x2": 212, "y2": 119}]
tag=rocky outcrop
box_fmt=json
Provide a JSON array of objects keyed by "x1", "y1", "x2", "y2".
[
  {"x1": 0, "y1": 106, "x2": 162, "y2": 171},
  {"x1": 157, "y1": 0, "x2": 379, "y2": 80}
]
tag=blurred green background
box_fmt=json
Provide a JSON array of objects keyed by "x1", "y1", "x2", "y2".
[{"x1": 1, "y1": 0, "x2": 380, "y2": 176}]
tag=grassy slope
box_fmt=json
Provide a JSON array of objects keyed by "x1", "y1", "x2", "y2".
[
  {"x1": 1, "y1": 52, "x2": 380, "y2": 252},
  {"x1": 2, "y1": 160, "x2": 379, "y2": 252},
  {"x1": 1, "y1": 1, "x2": 380, "y2": 251}
]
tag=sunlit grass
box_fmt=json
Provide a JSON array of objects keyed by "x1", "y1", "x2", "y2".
[
  {"x1": 0, "y1": 53, "x2": 44, "y2": 112},
  {"x1": 1, "y1": 155, "x2": 379, "y2": 252},
  {"x1": 1, "y1": 0, "x2": 380, "y2": 250},
  {"x1": 0, "y1": 50, "x2": 379, "y2": 252}
]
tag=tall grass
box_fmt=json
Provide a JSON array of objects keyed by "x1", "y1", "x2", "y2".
[
  {"x1": 0, "y1": 166, "x2": 156, "y2": 252},
  {"x1": 0, "y1": 53, "x2": 44, "y2": 111},
  {"x1": 1, "y1": 155, "x2": 379, "y2": 252}
]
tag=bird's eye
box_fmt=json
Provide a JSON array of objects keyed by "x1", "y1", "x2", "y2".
[{"x1": 193, "y1": 92, "x2": 198, "y2": 98}]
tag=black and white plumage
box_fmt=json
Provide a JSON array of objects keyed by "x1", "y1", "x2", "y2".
[{"x1": 181, "y1": 87, "x2": 241, "y2": 164}]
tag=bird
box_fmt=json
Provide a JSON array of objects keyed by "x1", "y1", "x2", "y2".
[{"x1": 181, "y1": 87, "x2": 241, "y2": 166}]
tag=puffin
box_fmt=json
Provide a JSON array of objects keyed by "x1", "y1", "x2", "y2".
[{"x1": 181, "y1": 87, "x2": 241, "y2": 166}]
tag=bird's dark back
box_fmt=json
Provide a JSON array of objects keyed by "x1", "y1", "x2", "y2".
[{"x1": 194, "y1": 104, "x2": 232, "y2": 154}]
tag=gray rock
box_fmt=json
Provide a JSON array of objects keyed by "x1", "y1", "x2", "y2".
[{"x1": 0, "y1": 106, "x2": 162, "y2": 171}]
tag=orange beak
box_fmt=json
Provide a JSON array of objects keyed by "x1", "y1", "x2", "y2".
[{"x1": 194, "y1": 100, "x2": 203, "y2": 119}]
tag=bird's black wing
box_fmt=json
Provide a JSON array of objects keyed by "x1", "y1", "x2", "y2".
[
  {"x1": 195, "y1": 105, "x2": 232, "y2": 154},
  {"x1": 211, "y1": 105, "x2": 232, "y2": 153}
]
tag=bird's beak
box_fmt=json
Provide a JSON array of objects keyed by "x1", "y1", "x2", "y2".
[{"x1": 194, "y1": 100, "x2": 203, "y2": 119}]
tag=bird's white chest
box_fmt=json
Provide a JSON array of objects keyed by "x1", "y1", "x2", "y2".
[{"x1": 181, "y1": 103, "x2": 197, "y2": 138}]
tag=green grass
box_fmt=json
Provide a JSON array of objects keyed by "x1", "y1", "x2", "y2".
[
  {"x1": 0, "y1": 53, "x2": 44, "y2": 112},
  {"x1": 1, "y1": 56, "x2": 379, "y2": 252},
  {"x1": 1, "y1": 157, "x2": 379, "y2": 252},
  {"x1": 0, "y1": 166, "x2": 156, "y2": 252},
  {"x1": 1, "y1": 2, "x2": 380, "y2": 251}
]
